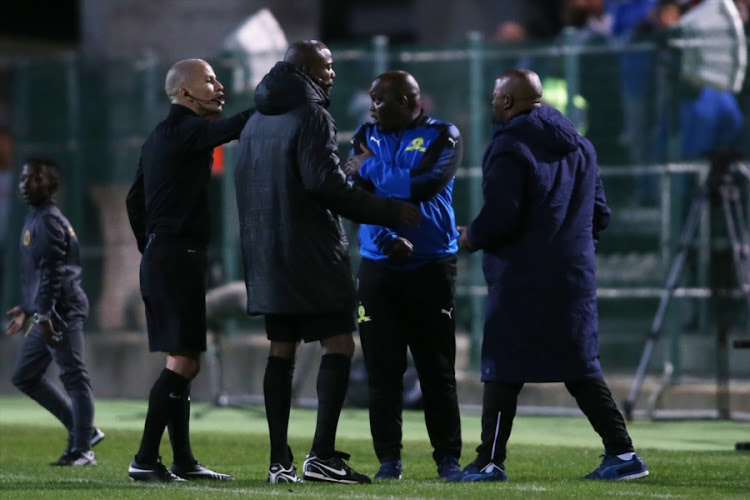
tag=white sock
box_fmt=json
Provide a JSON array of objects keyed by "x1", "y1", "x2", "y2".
[{"x1": 617, "y1": 452, "x2": 635, "y2": 460}]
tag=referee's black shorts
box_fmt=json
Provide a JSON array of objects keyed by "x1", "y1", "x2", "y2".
[{"x1": 139, "y1": 233, "x2": 207, "y2": 353}]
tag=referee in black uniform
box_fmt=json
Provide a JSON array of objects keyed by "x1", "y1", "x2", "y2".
[{"x1": 125, "y1": 58, "x2": 252, "y2": 482}]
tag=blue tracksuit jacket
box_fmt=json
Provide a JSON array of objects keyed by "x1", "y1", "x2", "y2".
[{"x1": 351, "y1": 113, "x2": 462, "y2": 268}]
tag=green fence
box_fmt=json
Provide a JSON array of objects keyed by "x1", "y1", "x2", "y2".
[{"x1": 3, "y1": 32, "x2": 749, "y2": 379}]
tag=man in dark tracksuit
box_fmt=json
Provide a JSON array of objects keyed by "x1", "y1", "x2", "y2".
[
  {"x1": 6, "y1": 157, "x2": 103, "y2": 466},
  {"x1": 457, "y1": 69, "x2": 648, "y2": 482},
  {"x1": 345, "y1": 70, "x2": 463, "y2": 481},
  {"x1": 235, "y1": 41, "x2": 419, "y2": 485},
  {"x1": 125, "y1": 58, "x2": 251, "y2": 482}
]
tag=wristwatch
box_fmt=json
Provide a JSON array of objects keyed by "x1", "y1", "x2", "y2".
[{"x1": 32, "y1": 313, "x2": 50, "y2": 324}]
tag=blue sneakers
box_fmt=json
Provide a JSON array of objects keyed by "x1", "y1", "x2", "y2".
[
  {"x1": 460, "y1": 461, "x2": 508, "y2": 482},
  {"x1": 585, "y1": 453, "x2": 649, "y2": 480},
  {"x1": 437, "y1": 456, "x2": 463, "y2": 481},
  {"x1": 374, "y1": 459, "x2": 402, "y2": 480}
]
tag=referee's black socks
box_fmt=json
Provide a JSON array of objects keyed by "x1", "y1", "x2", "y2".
[
  {"x1": 136, "y1": 368, "x2": 189, "y2": 464},
  {"x1": 311, "y1": 353, "x2": 351, "y2": 459},
  {"x1": 168, "y1": 380, "x2": 197, "y2": 466}
]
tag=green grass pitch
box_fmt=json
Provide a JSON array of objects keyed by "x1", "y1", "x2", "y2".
[{"x1": 1, "y1": 395, "x2": 748, "y2": 499}]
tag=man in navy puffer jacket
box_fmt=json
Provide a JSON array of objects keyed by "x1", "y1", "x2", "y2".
[{"x1": 457, "y1": 68, "x2": 648, "y2": 482}]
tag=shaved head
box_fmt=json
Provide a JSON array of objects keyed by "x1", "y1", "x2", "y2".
[
  {"x1": 373, "y1": 70, "x2": 421, "y2": 110},
  {"x1": 165, "y1": 59, "x2": 209, "y2": 100},
  {"x1": 284, "y1": 40, "x2": 329, "y2": 69},
  {"x1": 164, "y1": 58, "x2": 225, "y2": 117},
  {"x1": 283, "y1": 40, "x2": 336, "y2": 94},
  {"x1": 368, "y1": 70, "x2": 423, "y2": 131},
  {"x1": 492, "y1": 68, "x2": 543, "y2": 122}
]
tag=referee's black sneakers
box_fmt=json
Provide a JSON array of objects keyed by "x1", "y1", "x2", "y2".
[
  {"x1": 170, "y1": 461, "x2": 234, "y2": 481},
  {"x1": 128, "y1": 456, "x2": 185, "y2": 482},
  {"x1": 303, "y1": 451, "x2": 371, "y2": 484}
]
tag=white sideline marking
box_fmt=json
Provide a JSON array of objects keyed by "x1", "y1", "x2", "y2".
[
  {"x1": 610, "y1": 492, "x2": 682, "y2": 498},
  {"x1": 0, "y1": 473, "x2": 429, "y2": 499}
]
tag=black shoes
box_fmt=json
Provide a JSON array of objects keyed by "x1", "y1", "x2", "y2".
[
  {"x1": 303, "y1": 451, "x2": 371, "y2": 484},
  {"x1": 90, "y1": 427, "x2": 106, "y2": 448},
  {"x1": 53, "y1": 428, "x2": 105, "y2": 466},
  {"x1": 128, "y1": 456, "x2": 185, "y2": 482},
  {"x1": 170, "y1": 462, "x2": 234, "y2": 481},
  {"x1": 268, "y1": 463, "x2": 303, "y2": 484},
  {"x1": 52, "y1": 449, "x2": 97, "y2": 466}
]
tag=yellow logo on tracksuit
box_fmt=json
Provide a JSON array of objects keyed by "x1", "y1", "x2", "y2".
[
  {"x1": 405, "y1": 137, "x2": 427, "y2": 152},
  {"x1": 357, "y1": 304, "x2": 371, "y2": 323},
  {"x1": 23, "y1": 230, "x2": 30, "y2": 246}
]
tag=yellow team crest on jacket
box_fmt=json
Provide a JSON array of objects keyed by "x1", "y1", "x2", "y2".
[
  {"x1": 357, "y1": 304, "x2": 371, "y2": 323},
  {"x1": 68, "y1": 225, "x2": 76, "y2": 237},
  {"x1": 405, "y1": 137, "x2": 427, "y2": 152},
  {"x1": 23, "y1": 230, "x2": 30, "y2": 246}
]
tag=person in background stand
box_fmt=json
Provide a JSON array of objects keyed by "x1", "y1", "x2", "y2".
[
  {"x1": 6, "y1": 156, "x2": 104, "y2": 466},
  {"x1": 456, "y1": 68, "x2": 648, "y2": 482},
  {"x1": 125, "y1": 58, "x2": 252, "y2": 482}
]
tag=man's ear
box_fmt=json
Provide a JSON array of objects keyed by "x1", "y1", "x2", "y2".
[{"x1": 504, "y1": 95, "x2": 513, "y2": 110}]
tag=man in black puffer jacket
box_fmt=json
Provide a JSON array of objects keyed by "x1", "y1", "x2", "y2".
[{"x1": 234, "y1": 40, "x2": 419, "y2": 485}]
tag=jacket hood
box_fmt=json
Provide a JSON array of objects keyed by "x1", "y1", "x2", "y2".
[
  {"x1": 254, "y1": 61, "x2": 330, "y2": 115},
  {"x1": 495, "y1": 105, "x2": 579, "y2": 154}
]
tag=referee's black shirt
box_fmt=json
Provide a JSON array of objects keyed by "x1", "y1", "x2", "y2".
[{"x1": 126, "y1": 104, "x2": 252, "y2": 252}]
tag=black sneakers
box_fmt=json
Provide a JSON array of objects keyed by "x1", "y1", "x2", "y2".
[
  {"x1": 52, "y1": 449, "x2": 97, "y2": 466},
  {"x1": 170, "y1": 462, "x2": 234, "y2": 481},
  {"x1": 128, "y1": 456, "x2": 185, "y2": 482},
  {"x1": 56, "y1": 427, "x2": 106, "y2": 465},
  {"x1": 268, "y1": 463, "x2": 303, "y2": 484},
  {"x1": 302, "y1": 451, "x2": 371, "y2": 484},
  {"x1": 90, "y1": 427, "x2": 106, "y2": 448}
]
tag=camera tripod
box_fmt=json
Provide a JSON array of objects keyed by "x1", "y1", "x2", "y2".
[{"x1": 622, "y1": 152, "x2": 750, "y2": 421}]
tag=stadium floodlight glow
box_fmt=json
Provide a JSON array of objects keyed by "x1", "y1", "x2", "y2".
[{"x1": 671, "y1": 0, "x2": 747, "y2": 93}]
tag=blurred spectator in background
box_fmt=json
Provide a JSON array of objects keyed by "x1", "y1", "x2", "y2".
[
  {"x1": 610, "y1": 1, "x2": 657, "y2": 153},
  {"x1": 493, "y1": 21, "x2": 528, "y2": 42},
  {"x1": 0, "y1": 126, "x2": 13, "y2": 300},
  {"x1": 560, "y1": 0, "x2": 627, "y2": 164},
  {"x1": 608, "y1": 1, "x2": 659, "y2": 203},
  {"x1": 680, "y1": 84, "x2": 744, "y2": 161}
]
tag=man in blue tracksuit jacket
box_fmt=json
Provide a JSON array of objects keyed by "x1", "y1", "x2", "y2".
[
  {"x1": 457, "y1": 69, "x2": 648, "y2": 482},
  {"x1": 345, "y1": 70, "x2": 463, "y2": 481}
]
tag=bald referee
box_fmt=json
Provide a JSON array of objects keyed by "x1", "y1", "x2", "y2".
[{"x1": 125, "y1": 58, "x2": 252, "y2": 482}]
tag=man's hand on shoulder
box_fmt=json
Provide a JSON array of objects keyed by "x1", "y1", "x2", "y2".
[{"x1": 345, "y1": 143, "x2": 374, "y2": 177}]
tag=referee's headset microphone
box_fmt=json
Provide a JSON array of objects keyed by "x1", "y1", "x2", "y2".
[{"x1": 184, "y1": 91, "x2": 216, "y2": 103}]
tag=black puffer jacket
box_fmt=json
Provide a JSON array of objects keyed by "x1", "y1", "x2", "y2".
[{"x1": 234, "y1": 61, "x2": 406, "y2": 315}]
